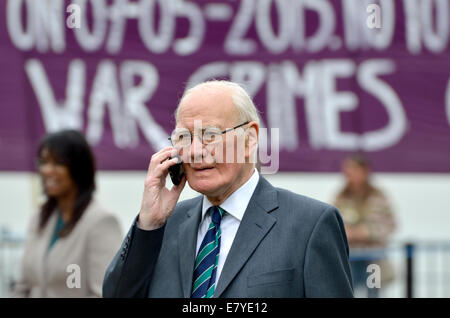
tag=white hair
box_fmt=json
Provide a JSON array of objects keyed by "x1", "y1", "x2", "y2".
[{"x1": 175, "y1": 80, "x2": 261, "y2": 126}]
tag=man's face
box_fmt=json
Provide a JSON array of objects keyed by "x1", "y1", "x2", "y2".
[
  {"x1": 342, "y1": 159, "x2": 369, "y2": 188},
  {"x1": 175, "y1": 87, "x2": 251, "y2": 199}
]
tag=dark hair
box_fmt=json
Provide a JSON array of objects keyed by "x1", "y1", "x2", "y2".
[
  {"x1": 37, "y1": 130, "x2": 96, "y2": 237},
  {"x1": 338, "y1": 153, "x2": 376, "y2": 201},
  {"x1": 346, "y1": 153, "x2": 371, "y2": 170}
]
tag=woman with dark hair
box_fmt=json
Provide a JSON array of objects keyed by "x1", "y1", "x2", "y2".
[
  {"x1": 334, "y1": 153, "x2": 396, "y2": 297},
  {"x1": 11, "y1": 130, "x2": 122, "y2": 297}
]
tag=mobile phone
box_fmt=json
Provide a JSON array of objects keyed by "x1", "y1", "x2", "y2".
[{"x1": 168, "y1": 155, "x2": 185, "y2": 185}]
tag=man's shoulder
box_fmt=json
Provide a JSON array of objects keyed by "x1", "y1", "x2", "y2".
[
  {"x1": 275, "y1": 186, "x2": 332, "y2": 210},
  {"x1": 271, "y1": 184, "x2": 340, "y2": 224}
]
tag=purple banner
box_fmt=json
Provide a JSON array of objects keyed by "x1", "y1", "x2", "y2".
[{"x1": 1, "y1": 0, "x2": 450, "y2": 172}]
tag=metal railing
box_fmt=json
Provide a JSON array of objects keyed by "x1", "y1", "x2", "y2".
[
  {"x1": 0, "y1": 227, "x2": 24, "y2": 297},
  {"x1": 349, "y1": 241, "x2": 450, "y2": 298}
]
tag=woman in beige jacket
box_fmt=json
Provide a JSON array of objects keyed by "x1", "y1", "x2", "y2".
[{"x1": 11, "y1": 130, "x2": 122, "y2": 297}]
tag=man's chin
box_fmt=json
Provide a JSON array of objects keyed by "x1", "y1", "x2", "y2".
[{"x1": 187, "y1": 178, "x2": 222, "y2": 197}]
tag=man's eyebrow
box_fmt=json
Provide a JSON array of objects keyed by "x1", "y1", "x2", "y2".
[
  {"x1": 188, "y1": 124, "x2": 223, "y2": 130},
  {"x1": 202, "y1": 125, "x2": 221, "y2": 129},
  {"x1": 176, "y1": 123, "x2": 225, "y2": 132}
]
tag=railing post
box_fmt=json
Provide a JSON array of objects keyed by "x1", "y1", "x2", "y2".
[{"x1": 405, "y1": 243, "x2": 415, "y2": 298}]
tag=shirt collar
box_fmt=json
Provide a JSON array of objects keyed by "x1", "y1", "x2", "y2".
[{"x1": 201, "y1": 168, "x2": 260, "y2": 222}]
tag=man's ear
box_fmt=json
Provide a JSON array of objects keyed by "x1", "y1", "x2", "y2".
[{"x1": 245, "y1": 122, "x2": 259, "y2": 163}]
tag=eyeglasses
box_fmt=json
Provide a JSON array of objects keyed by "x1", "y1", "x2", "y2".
[{"x1": 168, "y1": 121, "x2": 249, "y2": 147}]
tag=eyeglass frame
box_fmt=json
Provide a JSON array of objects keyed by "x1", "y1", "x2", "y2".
[{"x1": 168, "y1": 121, "x2": 250, "y2": 147}]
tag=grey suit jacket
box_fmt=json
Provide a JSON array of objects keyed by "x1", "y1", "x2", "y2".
[{"x1": 103, "y1": 176, "x2": 353, "y2": 297}]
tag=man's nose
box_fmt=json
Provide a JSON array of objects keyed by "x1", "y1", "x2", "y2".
[
  {"x1": 39, "y1": 162, "x2": 56, "y2": 175},
  {"x1": 190, "y1": 135, "x2": 204, "y2": 162}
]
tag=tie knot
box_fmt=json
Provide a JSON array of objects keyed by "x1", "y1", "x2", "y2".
[{"x1": 210, "y1": 206, "x2": 223, "y2": 226}]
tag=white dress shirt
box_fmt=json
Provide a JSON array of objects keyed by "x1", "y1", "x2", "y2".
[{"x1": 196, "y1": 169, "x2": 260, "y2": 286}]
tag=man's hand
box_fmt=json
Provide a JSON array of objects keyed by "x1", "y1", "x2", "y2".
[{"x1": 138, "y1": 147, "x2": 187, "y2": 230}]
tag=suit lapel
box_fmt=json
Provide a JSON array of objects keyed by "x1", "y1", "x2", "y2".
[
  {"x1": 178, "y1": 197, "x2": 203, "y2": 298},
  {"x1": 214, "y1": 176, "x2": 279, "y2": 298}
]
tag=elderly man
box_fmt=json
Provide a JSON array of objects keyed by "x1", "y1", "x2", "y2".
[{"x1": 103, "y1": 80, "x2": 353, "y2": 298}]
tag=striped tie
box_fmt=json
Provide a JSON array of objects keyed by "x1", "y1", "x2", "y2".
[{"x1": 191, "y1": 206, "x2": 224, "y2": 298}]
